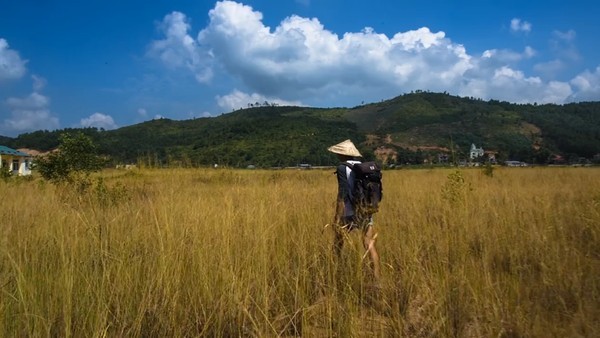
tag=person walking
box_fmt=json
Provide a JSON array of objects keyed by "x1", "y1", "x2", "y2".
[{"x1": 328, "y1": 139, "x2": 381, "y2": 281}]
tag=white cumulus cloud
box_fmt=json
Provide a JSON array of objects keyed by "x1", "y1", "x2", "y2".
[
  {"x1": 534, "y1": 59, "x2": 564, "y2": 79},
  {"x1": 148, "y1": 11, "x2": 213, "y2": 83},
  {"x1": 150, "y1": 1, "x2": 599, "y2": 107},
  {"x1": 216, "y1": 89, "x2": 302, "y2": 111},
  {"x1": 553, "y1": 29, "x2": 576, "y2": 42},
  {"x1": 3, "y1": 92, "x2": 59, "y2": 135},
  {"x1": 510, "y1": 18, "x2": 532, "y2": 33},
  {"x1": 460, "y1": 65, "x2": 573, "y2": 104},
  {"x1": 551, "y1": 29, "x2": 580, "y2": 61},
  {"x1": 32, "y1": 75, "x2": 47, "y2": 91},
  {"x1": 6, "y1": 92, "x2": 49, "y2": 109},
  {"x1": 482, "y1": 46, "x2": 536, "y2": 64},
  {"x1": 0, "y1": 42, "x2": 60, "y2": 136},
  {"x1": 80, "y1": 113, "x2": 118, "y2": 130},
  {"x1": 569, "y1": 66, "x2": 600, "y2": 102},
  {"x1": 196, "y1": 1, "x2": 473, "y2": 105},
  {"x1": 0, "y1": 38, "x2": 27, "y2": 81}
]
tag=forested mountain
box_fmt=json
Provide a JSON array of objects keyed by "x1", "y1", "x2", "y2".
[{"x1": 2, "y1": 92, "x2": 599, "y2": 167}]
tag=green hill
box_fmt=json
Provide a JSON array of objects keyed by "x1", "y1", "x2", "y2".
[
  {"x1": 98, "y1": 106, "x2": 362, "y2": 167},
  {"x1": 2, "y1": 92, "x2": 599, "y2": 166},
  {"x1": 344, "y1": 92, "x2": 599, "y2": 164}
]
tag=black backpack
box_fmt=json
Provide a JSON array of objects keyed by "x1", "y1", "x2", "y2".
[{"x1": 345, "y1": 161, "x2": 383, "y2": 214}]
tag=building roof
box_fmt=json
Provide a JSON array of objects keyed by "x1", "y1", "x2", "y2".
[
  {"x1": 17, "y1": 148, "x2": 41, "y2": 156},
  {"x1": 0, "y1": 145, "x2": 30, "y2": 157}
]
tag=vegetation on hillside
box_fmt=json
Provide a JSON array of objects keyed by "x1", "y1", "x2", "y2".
[
  {"x1": 1, "y1": 92, "x2": 598, "y2": 166},
  {"x1": 36, "y1": 132, "x2": 104, "y2": 182},
  {"x1": 348, "y1": 92, "x2": 599, "y2": 163}
]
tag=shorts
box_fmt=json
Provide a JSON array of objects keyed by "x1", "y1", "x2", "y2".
[{"x1": 340, "y1": 214, "x2": 374, "y2": 231}]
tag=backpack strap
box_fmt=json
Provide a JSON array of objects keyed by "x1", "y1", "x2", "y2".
[{"x1": 333, "y1": 162, "x2": 352, "y2": 175}]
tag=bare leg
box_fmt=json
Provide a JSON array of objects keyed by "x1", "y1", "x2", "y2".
[
  {"x1": 333, "y1": 226, "x2": 344, "y2": 258},
  {"x1": 332, "y1": 200, "x2": 345, "y2": 258},
  {"x1": 363, "y1": 225, "x2": 381, "y2": 281}
]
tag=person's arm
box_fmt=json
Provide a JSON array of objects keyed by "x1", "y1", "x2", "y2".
[
  {"x1": 337, "y1": 164, "x2": 352, "y2": 202},
  {"x1": 334, "y1": 164, "x2": 349, "y2": 224}
]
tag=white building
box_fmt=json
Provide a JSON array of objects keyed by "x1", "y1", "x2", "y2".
[
  {"x1": 0, "y1": 145, "x2": 32, "y2": 176},
  {"x1": 469, "y1": 143, "x2": 484, "y2": 160}
]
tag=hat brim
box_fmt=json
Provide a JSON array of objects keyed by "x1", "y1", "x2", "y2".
[{"x1": 327, "y1": 139, "x2": 362, "y2": 157}]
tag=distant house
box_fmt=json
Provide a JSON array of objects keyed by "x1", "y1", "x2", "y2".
[
  {"x1": 484, "y1": 150, "x2": 498, "y2": 164},
  {"x1": 469, "y1": 144, "x2": 484, "y2": 160},
  {"x1": 0, "y1": 145, "x2": 32, "y2": 176},
  {"x1": 437, "y1": 153, "x2": 449, "y2": 163}
]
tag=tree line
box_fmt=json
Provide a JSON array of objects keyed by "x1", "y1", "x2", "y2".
[{"x1": 1, "y1": 93, "x2": 598, "y2": 167}]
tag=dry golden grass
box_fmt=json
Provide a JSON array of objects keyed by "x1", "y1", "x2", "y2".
[{"x1": 1, "y1": 167, "x2": 598, "y2": 337}]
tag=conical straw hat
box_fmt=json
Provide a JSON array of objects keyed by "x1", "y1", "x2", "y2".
[{"x1": 327, "y1": 139, "x2": 362, "y2": 157}]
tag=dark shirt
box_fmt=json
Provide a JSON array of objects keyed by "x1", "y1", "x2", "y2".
[{"x1": 336, "y1": 160, "x2": 360, "y2": 218}]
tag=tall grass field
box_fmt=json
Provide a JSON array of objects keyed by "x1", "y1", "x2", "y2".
[{"x1": 1, "y1": 167, "x2": 598, "y2": 337}]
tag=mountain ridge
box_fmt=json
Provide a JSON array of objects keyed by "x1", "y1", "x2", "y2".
[{"x1": 2, "y1": 92, "x2": 599, "y2": 166}]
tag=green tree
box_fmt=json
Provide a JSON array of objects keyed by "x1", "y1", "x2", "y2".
[
  {"x1": 0, "y1": 164, "x2": 12, "y2": 181},
  {"x1": 36, "y1": 132, "x2": 104, "y2": 182}
]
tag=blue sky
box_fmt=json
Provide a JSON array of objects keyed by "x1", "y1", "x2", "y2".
[{"x1": 1, "y1": 0, "x2": 599, "y2": 136}]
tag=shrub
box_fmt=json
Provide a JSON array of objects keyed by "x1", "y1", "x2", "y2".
[
  {"x1": 0, "y1": 165, "x2": 12, "y2": 181},
  {"x1": 482, "y1": 162, "x2": 494, "y2": 177},
  {"x1": 36, "y1": 132, "x2": 104, "y2": 182}
]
